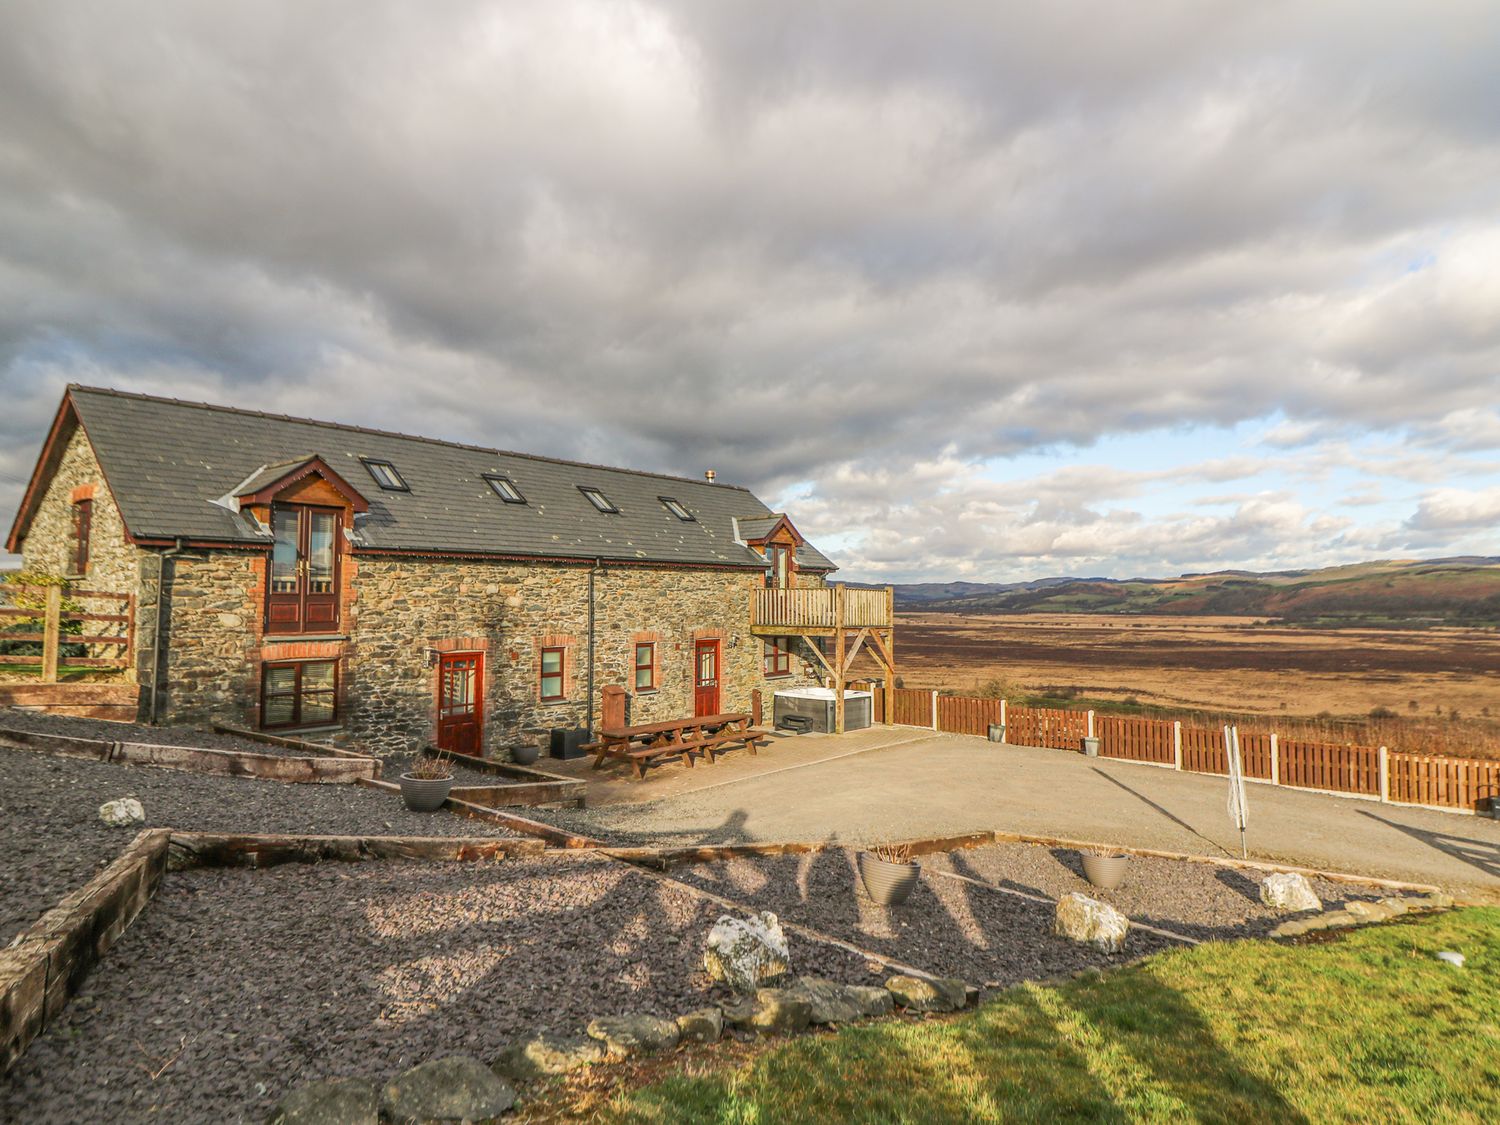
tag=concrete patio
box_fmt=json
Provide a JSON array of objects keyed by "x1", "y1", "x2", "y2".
[{"x1": 556, "y1": 727, "x2": 1500, "y2": 898}]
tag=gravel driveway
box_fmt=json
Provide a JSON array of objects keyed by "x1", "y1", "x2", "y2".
[
  {"x1": 0, "y1": 743, "x2": 514, "y2": 945},
  {"x1": 0, "y1": 854, "x2": 870, "y2": 1124}
]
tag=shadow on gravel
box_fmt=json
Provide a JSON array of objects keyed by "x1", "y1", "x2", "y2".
[
  {"x1": 1213, "y1": 867, "x2": 1263, "y2": 903},
  {"x1": 1090, "y1": 767, "x2": 1231, "y2": 857},
  {"x1": 1356, "y1": 808, "x2": 1500, "y2": 880}
]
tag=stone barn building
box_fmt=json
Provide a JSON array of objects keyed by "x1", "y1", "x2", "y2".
[{"x1": 5, "y1": 386, "x2": 895, "y2": 756}]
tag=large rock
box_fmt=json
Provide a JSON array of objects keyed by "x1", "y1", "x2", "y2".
[
  {"x1": 1259, "y1": 873, "x2": 1321, "y2": 913},
  {"x1": 380, "y1": 1056, "x2": 515, "y2": 1123},
  {"x1": 98, "y1": 797, "x2": 145, "y2": 827},
  {"x1": 1054, "y1": 893, "x2": 1130, "y2": 953},
  {"x1": 267, "y1": 1078, "x2": 379, "y2": 1125},
  {"x1": 1344, "y1": 900, "x2": 1395, "y2": 922},
  {"x1": 586, "y1": 1013, "x2": 681, "y2": 1057},
  {"x1": 676, "y1": 1008, "x2": 725, "y2": 1043},
  {"x1": 703, "y1": 911, "x2": 790, "y2": 994},
  {"x1": 884, "y1": 975, "x2": 968, "y2": 1013},
  {"x1": 721, "y1": 987, "x2": 813, "y2": 1034},
  {"x1": 493, "y1": 1034, "x2": 604, "y2": 1079}
]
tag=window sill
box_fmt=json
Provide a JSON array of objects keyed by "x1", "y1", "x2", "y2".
[
  {"x1": 634, "y1": 688, "x2": 659, "y2": 696},
  {"x1": 260, "y1": 723, "x2": 345, "y2": 736},
  {"x1": 262, "y1": 634, "x2": 349, "y2": 644},
  {"x1": 763, "y1": 673, "x2": 794, "y2": 680}
]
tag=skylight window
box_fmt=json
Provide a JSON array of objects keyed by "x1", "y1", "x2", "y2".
[
  {"x1": 660, "y1": 496, "x2": 695, "y2": 522},
  {"x1": 579, "y1": 486, "x2": 620, "y2": 514},
  {"x1": 360, "y1": 458, "x2": 408, "y2": 491},
  {"x1": 484, "y1": 474, "x2": 526, "y2": 504}
]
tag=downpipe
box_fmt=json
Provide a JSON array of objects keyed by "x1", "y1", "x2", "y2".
[{"x1": 586, "y1": 558, "x2": 601, "y2": 739}]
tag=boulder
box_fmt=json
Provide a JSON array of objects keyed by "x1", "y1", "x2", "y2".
[
  {"x1": 1407, "y1": 892, "x2": 1455, "y2": 912},
  {"x1": 703, "y1": 912, "x2": 790, "y2": 994},
  {"x1": 721, "y1": 987, "x2": 813, "y2": 1034},
  {"x1": 1376, "y1": 897, "x2": 1410, "y2": 917},
  {"x1": 847, "y1": 985, "x2": 896, "y2": 1018},
  {"x1": 493, "y1": 1034, "x2": 604, "y2": 1079},
  {"x1": 586, "y1": 1013, "x2": 680, "y2": 1057},
  {"x1": 1270, "y1": 919, "x2": 1313, "y2": 938},
  {"x1": 380, "y1": 1057, "x2": 515, "y2": 1124},
  {"x1": 789, "y1": 977, "x2": 875, "y2": 1025},
  {"x1": 98, "y1": 798, "x2": 145, "y2": 827},
  {"x1": 884, "y1": 975, "x2": 968, "y2": 1013},
  {"x1": 267, "y1": 1078, "x2": 379, "y2": 1125},
  {"x1": 1054, "y1": 893, "x2": 1130, "y2": 953},
  {"x1": 675, "y1": 1008, "x2": 724, "y2": 1043},
  {"x1": 1259, "y1": 873, "x2": 1321, "y2": 914}
]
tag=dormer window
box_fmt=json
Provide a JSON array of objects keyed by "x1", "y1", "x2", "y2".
[
  {"x1": 579, "y1": 487, "x2": 619, "y2": 514},
  {"x1": 660, "y1": 497, "x2": 694, "y2": 522},
  {"x1": 484, "y1": 474, "x2": 526, "y2": 504},
  {"x1": 361, "y1": 458, "x2": 408, "y2": 492}
]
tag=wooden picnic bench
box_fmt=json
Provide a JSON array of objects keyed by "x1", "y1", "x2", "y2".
[{"x1": 583, "y1": 712, "x2": 766, "y2": 778}]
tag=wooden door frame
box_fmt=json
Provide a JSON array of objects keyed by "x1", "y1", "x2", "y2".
[
  {"x1": 264, "y1": 502, "x2": 344, "y2": 635},
  {"x1": 693, "y1": 638, "x2": 721, "y2": 717},
  {"x1": 435, "y1": 649, "x2": 485, "y2": 755}
]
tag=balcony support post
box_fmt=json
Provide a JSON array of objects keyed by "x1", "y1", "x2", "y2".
[{"x1": 833, "y1": 584, "x2": 846, "y2": 734}]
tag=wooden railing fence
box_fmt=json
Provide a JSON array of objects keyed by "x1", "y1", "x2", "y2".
[
  {"x1": 0, "y1": 584, "x2": 134, "y2": 683},
  {"x1": 851, "y1": 679, "x2": 1500, "y2": 816}
]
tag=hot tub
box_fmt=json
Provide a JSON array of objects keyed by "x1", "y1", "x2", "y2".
[{"x1": 773, "y1": 687, "x2": 873, "y2": 733}]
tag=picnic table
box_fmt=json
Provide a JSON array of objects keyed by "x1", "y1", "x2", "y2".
[{"x1": 584, "y1": 712, "x2": 766, "y2": 778}]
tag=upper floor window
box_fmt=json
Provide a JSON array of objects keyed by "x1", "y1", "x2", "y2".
[
  {"x1": 660, "y1": 497, "x2": 694, "y2": 522},
  {"x1": 70, "y1": 499, "x2": 92, "y2": 577},
  {"x1": 484, "y1": 474, "x2": 526, "y2": 504},
  {"x1": 360, "y1": 458, "x2": 408, "y2": 491},
  {"x1": 266, "y1": 504, "x2": 341, "y2": 635},
  {"x1": 579, "y1": 487, "x2": 619, "y2": 514},
  {"x1": 764, "y1": 543, "x2": 792, "y2": 588}
]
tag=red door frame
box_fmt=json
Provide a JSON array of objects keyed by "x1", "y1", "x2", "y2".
[
  {"x1": 436, "y1": 651, "x2": 484, "y2": 756},
  {"x1": 693, "y1": 639, "x2": 721, "y2": 717}
]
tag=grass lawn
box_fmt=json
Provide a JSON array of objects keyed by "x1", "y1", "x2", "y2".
[{"x1": 589, "y1": 908, "x2": 1499, "y2": 1124}]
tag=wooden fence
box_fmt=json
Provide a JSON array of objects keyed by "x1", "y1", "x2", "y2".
[
  {"x1": 0, "y1": 584, "x2": 134, "y2": 682},
  {"x1": 854, "y1": 679, "x2": 1500, "y2": 815}
]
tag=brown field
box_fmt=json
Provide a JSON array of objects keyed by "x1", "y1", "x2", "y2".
[{"x1": 879, "y1": 612, "x2": 1500, "y2": 756}]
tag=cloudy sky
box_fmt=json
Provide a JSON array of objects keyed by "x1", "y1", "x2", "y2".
[{"x1": 2, "y1": 2, "x2": 1498, "y2": 582}]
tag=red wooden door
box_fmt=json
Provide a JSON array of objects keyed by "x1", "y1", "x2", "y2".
[
  {"x1": 436, "y1": 652, "x2": 483, "y2": 756},
  {"x1": 266, "y1": 505, "x2": 341, "y2": 634},
  {"x1": 693, "y1": 640, "x2": 720, "y2": 717}
]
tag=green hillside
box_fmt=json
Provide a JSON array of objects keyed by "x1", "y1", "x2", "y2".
[{"x1": 896, "y1": 557, "x2": 1500, "y2": 626}]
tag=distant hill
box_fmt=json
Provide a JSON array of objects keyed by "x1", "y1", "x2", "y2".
[{"x1": 866, "y1": 557, "x2": 1500, "y2": 627}]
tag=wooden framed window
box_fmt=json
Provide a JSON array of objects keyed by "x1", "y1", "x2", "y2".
[
  {"x1": 539, "y1": 646, "x2": 566, "y2": 702},
  {"x1": 763, "y1": 638, "x2": 792, "y2": 678},
  {"x1": 261, "y1": 660, "x2": 339, "y2": 729},
  {"x1": 634, "y1": 642, "x2": 656, "y2": 691},
  {"x1": 70, "y1": 499, "x2": 92, "y2": 577},
  {"x1": 764, "y1": 544, "x2": 792, "y2": 588}
]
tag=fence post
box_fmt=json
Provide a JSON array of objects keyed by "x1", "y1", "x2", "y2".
[
  {"x1": 1270, "y1": 733, "x2": 1279, "y2": 786},
  {"x1": 41, "y1": 585, "x2": 62, "y2": 684},
  {"x1": 1086, "y1": 709, "x2": 1095, "y2": 739},
  {"x1": 1173, "y1": 721, "x2": 1182, "y2": 771},
  {"x1": 931, "y1": 690, "x2": 939, "y2": 731},
  {"x1": 1379, "y1": 745, "x2": 1389, "y2": 803}
]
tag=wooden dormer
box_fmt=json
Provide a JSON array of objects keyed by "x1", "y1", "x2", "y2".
[
  {"x1": 742, "y1": 513, "x2": 805, "y2": 588},
  {"x1": 233, "y1": 455, "x2": 369, "y2": 530}
]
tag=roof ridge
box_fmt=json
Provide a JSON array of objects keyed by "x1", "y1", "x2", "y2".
[{"x1": 66, "y1": 384, "x2": 758, "y2": 493}]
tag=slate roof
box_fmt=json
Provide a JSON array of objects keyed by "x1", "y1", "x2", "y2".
[{"x1": 61, "y1": 386, "x2": 837, "y2": 571}]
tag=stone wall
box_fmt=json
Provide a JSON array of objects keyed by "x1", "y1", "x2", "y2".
[{"x1": 156, "y1": 550, "x2": 827, "y2": 757}]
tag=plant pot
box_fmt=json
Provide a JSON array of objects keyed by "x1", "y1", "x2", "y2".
[
  {"x1": 858, "y1": 852, "x2": 920, "y2": 906},
  {"x1": 1081, "y1": 853, "x2": 1129, "y2": 891},
  {"x1": 399, "y1": 773, "x2": 454, "y2": 812},
  {"x1": 1081, "y1": 737, "x2": 1101, "y2": 757},
  {"x1": 988, "y1": 723, "x2": 1006, "y2": 743},
  {"x1": 510, "y1": 742, "x2": 542, "y2": 766}
]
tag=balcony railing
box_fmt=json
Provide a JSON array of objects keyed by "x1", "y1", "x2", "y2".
[{"x1": 751, "y1": 584, "x2": 893, "y2": 632}]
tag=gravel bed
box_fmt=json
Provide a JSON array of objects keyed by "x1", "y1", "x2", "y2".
[
  {"x1": 921, "y1": 841, "x2": 1386, "y2": 941},
  {"x1": 0, "y1": 744, "x2": 515, "y2": 946},
  {"x1": 0, "y1": 854, "x2": 872, "y2": 1124},
  {"x1": 670, "y1": 847, "x2": 1182, "y2": 992},
  {"x1": 0, "y1": 707, "x2": 351, "y2": 759}
]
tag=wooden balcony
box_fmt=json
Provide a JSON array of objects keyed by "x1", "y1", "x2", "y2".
[{"x1": 750, "y1": 584, "x2": 893, "y2": 635}]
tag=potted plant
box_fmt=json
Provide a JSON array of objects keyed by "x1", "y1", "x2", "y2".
[
  {"x1": 857, "y1": 842, "x2": 920, "y2": 906},
  {"x1": 1081, "y1": 847, "x2": 1129, "y2": 891},
  {"x1": 400, "y1": 750, "x2": 455, "y2": 812},
  {"x1": 510, "y1": 738, "x2": 542, "y2": 767}
]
